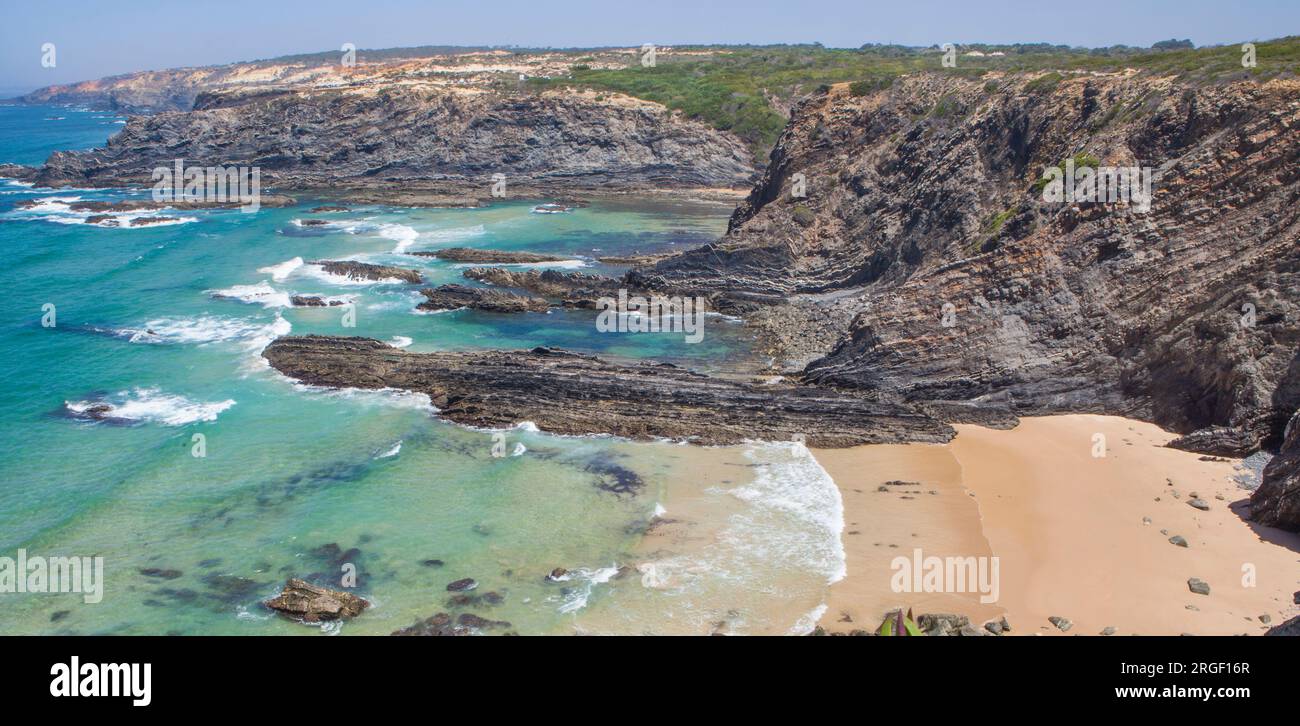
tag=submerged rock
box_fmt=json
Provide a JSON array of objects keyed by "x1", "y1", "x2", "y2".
[
  {"x1": 263, "y1": 578, "x2": 369, "y2": 623},
  {"x1": 446, "y1": 578, "x2": 478, "y2": 592}
]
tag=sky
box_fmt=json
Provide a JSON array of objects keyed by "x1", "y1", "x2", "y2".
[{"x1": 1, "y1": 0, "x2": 1296, "y2": 92}]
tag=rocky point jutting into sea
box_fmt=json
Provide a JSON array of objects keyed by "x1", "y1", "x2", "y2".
[{"x1": 10, "y1": 46, "x2": 1300, "y2": 534}]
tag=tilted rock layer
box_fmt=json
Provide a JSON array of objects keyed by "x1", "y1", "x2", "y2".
[
  {"x1": 262, "y1": 336, "x2": 954, "y2": 448},
  {"x1": 636, "y1": 74, "x2": 1300, "y2": 459}
]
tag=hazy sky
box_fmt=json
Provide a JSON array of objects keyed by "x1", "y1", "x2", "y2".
[{"x1": 1, "y1": 0, "x2": 1295, "y2": 91}]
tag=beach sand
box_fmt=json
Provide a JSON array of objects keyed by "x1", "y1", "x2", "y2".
[{"x1": 815, "y1": 415, "x2": 1300, "y2": 636}]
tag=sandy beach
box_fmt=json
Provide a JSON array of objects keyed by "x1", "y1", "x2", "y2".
[{"x1": 815, "y1": 415, "x2": 1300, "y2": 636}]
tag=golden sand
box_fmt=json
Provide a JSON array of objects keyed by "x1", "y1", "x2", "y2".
[{"x1": 815, "y1": 415, "x2": 1300, "y2": 636}]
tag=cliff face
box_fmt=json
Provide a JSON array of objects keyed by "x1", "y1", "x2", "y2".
[
  {"x1": 637, "y1": 73, "x2": 1300, "y2": 457},
  {"x1": 33, "y1": 86, "x2": 755, "y2": 190}
]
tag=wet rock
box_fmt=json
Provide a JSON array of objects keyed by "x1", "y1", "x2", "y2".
[
  {"x1": 411, "y1": 247, "x2": 573, "y2": 264},
  {"x1": 446, "y1": 578, "x2": 478, "y2": 592},
  {"x1": 262, "y1": 337, "x2": 955, "y2": 448},
  {"x1": 416, "y1": 284, "x2": 548, "y2": 314},
  {"x1": 291, "y1": 295, "x2": 345, "y2": 307},
  {"x1": 311, "y1": 260, "x2": 423, "y2": 284},
  {"x1": 309, "y1": 206, "x2": 350, "y2": 213},
  {"x1": 391, "y1": 613, "x2": 465, "y2": 637},
  {"x1": 263, "y1": 578, "x2": 369, "y2": 623},
  {"x1": 457, "y1": 613, "x2": 511, "y2": 630},
  {"x1": 546, "y1": 568, "x2": 569, "y2": 582},
  {"x1": 1188, "y1": 577, "x2": 1211, "y2": 595}
]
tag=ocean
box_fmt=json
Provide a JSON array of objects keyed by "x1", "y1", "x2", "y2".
[{"x1": 0, "y1": 104, "x2": 844, "y2": 635}]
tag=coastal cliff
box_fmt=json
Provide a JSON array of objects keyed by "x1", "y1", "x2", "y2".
[
  {"x1": 32, "y1": 86, "x2": 755, "y2": 193},
  {"x1": 633, "y1": 73, "x2": 1300, "y2": 465}
]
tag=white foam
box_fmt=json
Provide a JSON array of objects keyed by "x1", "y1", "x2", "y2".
[
  {"x1": 376, "y1": 441, "x2": 403, "y2": 458},
  {"x1": 258, "y1": 257, "x2": 304, "y2": 282},
  {"x1": 378, "y1": 223, "x2": 419, "y2": 253},
  {"x1": 727, "y1": 443, "x2": 847, "y2": 585},
  {"x1": 209, "y1": 281, "x2": 292, "y2": 309},
  {"x1": 388, "y1": 336, "x2": 414, "y2": 349},
  {"x1": 124, "y1": 315, "x2": 272, "y2": 345},
  {"x1": 301, "y1": 263, "x2": 405, "y2": 286},
  {"x1": 556, "y1": 565, "x2": 621, "y2": 614},
  {"x1": 787, "y1": 604, "x2": 829, "y2": 635},
  {"x1": 66, "y1": 387, "x2": 235, "y2": 426},
  {"x1": 288, "y1": 384, "x2": 437, "y2": 412},
  {"x1": 13, "y1": 195, "x2": 198, "y2": 228}
]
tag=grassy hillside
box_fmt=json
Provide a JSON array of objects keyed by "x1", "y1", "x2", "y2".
[{"x1": 528, "y1": 38, "x2": 1300, "y2": 159}]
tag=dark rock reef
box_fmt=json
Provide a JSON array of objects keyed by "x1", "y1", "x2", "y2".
[
  {"x1": 417, "y1": 284, "x2": 549, "y2": 314},
  {"x1": 462, "y1": 266, "x2": 624, "y2": 307},
  {"x1": 410, "y1": 247, "x2": 575, "y2": 264},
  {"x1": 262, "y1": 335, "x2": 954, "y2": 447},
  {"x1": 310, "y1": 260, "x2": 423, "y2": 284}
]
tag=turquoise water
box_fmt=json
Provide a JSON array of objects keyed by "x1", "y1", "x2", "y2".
[{"x1": 0, "y1": 106, "x2": 842, "y2": 635}]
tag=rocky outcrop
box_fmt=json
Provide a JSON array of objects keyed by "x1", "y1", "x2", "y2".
[
  {"x1": 1252, "y1": 411, "x2": 1300, "y2": 531},
  {"x1": 416, "y1": 284, "x2": 549, "y2": 313},
  {"x1": 1265, "y1": 614, "x2": 1300, "y2": 636},
  {"x1": 32, "y1": 86, "x2": 755, "y2": 192},
  {"x1": 291, "y1": 295, "x2": 345, "y2": 307},
  {"x1": 262, "y1": 335, "x2": 954, "y2": 447},
  {"x1": 462, "y1": 267, "x2": 624, "y2": 307},
  {"x1": 410, "y1": 247, "x2": 573, "y2": 264},
  {"x1": 311, "y1": 260, "x2": 423, "y2": 284},
  {"x1": 635, "y1": 75, "x2": 1300, "y2": 453},
  {"x1": 263, "y1": 578, "x2": 369, "y2": 623}
]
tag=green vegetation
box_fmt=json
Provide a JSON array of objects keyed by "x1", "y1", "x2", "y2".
[
  {"x1": 791, "y1": 204, "x2": 816, "y2": 226},
  {"x1": 1024, "y1": 71, "x2": 1064, "y2": 94},
  {"x1": 524, "y1": 38, "x2": 1300, "y2": 160},
  {"x1": 1031, "y1": 152, "x2": 1102, "y2": 194}
]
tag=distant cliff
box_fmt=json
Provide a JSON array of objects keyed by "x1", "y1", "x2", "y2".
[{"x1": 32, "y1": 86, "x2": 756, "y2": 192}]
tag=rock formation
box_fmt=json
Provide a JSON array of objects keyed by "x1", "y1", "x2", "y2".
[
  {"x1": 409, "y1": 247, "x2": 574, "y2": 264},
  {"x1": 311, "y1": 260, "x2": 423, "y2": 284},
  {"x1": 416, "y1": 284, "x2": 549, "y2": 313},
  {"x1": 632, "y1": 74, "x2": 1300, "y2": 458},
  {"x1": 263, "y1": 578, "x2": 369, "y2": 623},
  {"x1": 262, "y1": 335, "x2": 954, "y2": 447}
]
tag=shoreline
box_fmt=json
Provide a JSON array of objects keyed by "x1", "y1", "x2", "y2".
[{"x1": 814, "y1": 415, "x2": 1300, "y2": 636}]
